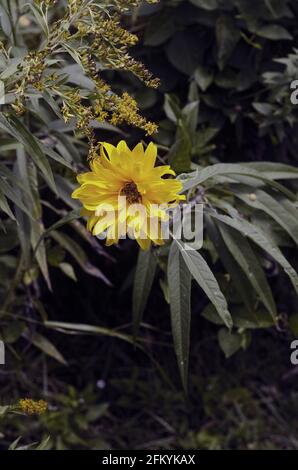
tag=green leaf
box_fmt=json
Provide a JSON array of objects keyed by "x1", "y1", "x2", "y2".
[
  {"x1": 0, "y1": 174, "x2": 32, "y2": 218},
  {"x1": 54, "y1": 133, "x2": 81, "y2": 164},
  {"x1": 35, "y1": 436, "x2": 51, "y2": 451},
  {"x1": 164, "y1": 94, "x2": 181, "y2": 123},
  {"x1": 0, "y1": 406, "x2": 10, "y2": 417},
  {"x1": 26, "y1": 2, "x2": 49, "y2": 38},
  {"x1": 209, "y1": 212, "x2": 298, "y2": 294},
  {"x1": 0, "y1": 114, "x2": 56, "y2": 193},
  {"x1": 166, "y1": 32, "x2": 200, "y2": 75},
  {"x1": 144, "y1": 14, "x2": 175, "y2": 46},
  {"x1": 194, "y1": 66, "x2": 214, "y2": 91},
  {"x1": 31, "y1": 219, "x2": 51, "y2": 290},
  {"x1": 55, "y1": 175, "x2": 79, "y2": 209},
  {"x1": 252, "y1": 102, "x2": 275, "y2": 115},
  {"x1": 205, "y1": 216, "x2": 255, "y2": 312},
  {"x1": 240, "y1": 162, "x2": 298, "y2": 180},
  {"x1": 202, "y1": 305, "x2": 274, "y2": 330},
  {"x1": 23, "y1": 330, "x2": 67, "y2": 365},
  {"x1": 216, "y1": 16, "x2": 240, "y2": 70},
  {"x1": 43, "y1": 145, "x2": 73, "y2": 170},
  {"x1": 256, "y1": 24, "x2": 293, "y2": 40},
  {"x1": 1, "y1": 321, "x2": 25, "y2": 343},
  {"x1": 182, "y1": 100, "x2": 199, "y2": 135},
  {"x1": 0, "y1": 59, "x2": 22, "y2": 80},
  {"x1": 193, "y1": 127, "x2": 219, "y2": 153},
  {"x1": 44, "y1": 321, "x2": 136, "y2": 345},
  {"x1": 218, "y1": 328, "x2": 242, "y2": 358},
  {"x1": 50, "y1": 230, "x2": 111, "y2": 286},
  {"x1": 132, "y1": 248, "x2": 157, "y2": 338},
  {"x1": 168, "y1": 241, "x2": 192, "y2": 391},
  {"x1": 0, "y1": 220, "x2": 18, "y2": 253},
  {"x1": 218, "y1": 223, "x2": 277, "y2": 320},
  {"x1": 59, "y1": 262, "x2": 77, "y2": 281},
  {"x1": 15, "y1": 148, "x2": 51, "y2": 289},
  {"x1": 0, "y1": 190, "x2": 15, "y2": 220},
  {"x1": 42, "y1": 90, "x2": 63, "y2": 118},
  {"x1": 0, "y1": 4, "x2": 11, "y2": 37},
  {"x1": 33, "y1": 208, "x2": 81, "y2": 255},
  {"x1": 15, "y1": 205, "x2": 31, "y2": 267},
  {"x1": 169, "y1": 119, "x2": 192, "y2": 173},
  {"x1": 175, "y1": 240, "x2": 233, "y2": 328},
  {"x1": 232, "y1": 307, "x2": 274, "y2": 330},
  {"x1": 8, "y1": 438, "x2": 24, "y2": 450},
  {"x1": 61, "y1": 42, "x2": 84, "y2": 68},
  {"x1": 235, "y1": 189, "x2": 298, "y2": 245},
  {"x1": 189, "y1": 0, "x2": 218, "y2": 10},
  {"x1": 183, "y1": 163, "x2": 296, "y2": 199}
]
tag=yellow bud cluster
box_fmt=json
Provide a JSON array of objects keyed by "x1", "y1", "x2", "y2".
[
  {"x1": 18, "y1": 399, "x2": 48, "y2": 416},
  {"x1": 6, "y1": 0, "x2": 159, "y2": 143}
]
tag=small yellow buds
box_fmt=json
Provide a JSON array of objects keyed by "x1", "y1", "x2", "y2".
[{"x1": 18, "y1": 399, "x2": 48, "y2": 416}]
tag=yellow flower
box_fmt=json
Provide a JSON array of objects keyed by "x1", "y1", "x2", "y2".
[
  {"x1": 72, "y1": 141, "x2": 185, "y2": 250},
  {"x1": 18, "y1": 399, "x2": 48, "y2": 415}
]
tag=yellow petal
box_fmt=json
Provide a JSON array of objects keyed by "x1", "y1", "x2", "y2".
[
  {"x1": 100, "y1": 142, "x2": 116, "y2": 158},
  {"x1": 93, "y1": 214, "x2": 115, "y2": 236},
  {"x1": 144, "y1": 142, "x2": 157, "y2": 168},
  {"x1": 132, "y1": 142, "x2": 144, "y2": 159},
  {"x1": 117, "y1": 140, "x2": 129, "y2": 154}
]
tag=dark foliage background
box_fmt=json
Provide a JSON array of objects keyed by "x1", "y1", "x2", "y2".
[{"x1": 1, "y1": 0, "x2": 298, "y2": 449}]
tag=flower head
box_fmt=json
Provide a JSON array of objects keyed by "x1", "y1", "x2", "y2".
[
  {"x1": 18, "y1": 399, "x2": 48, "y2": 415},
  {"x1": 72, "y1": 141, "x2": 185, "y2": 249}
]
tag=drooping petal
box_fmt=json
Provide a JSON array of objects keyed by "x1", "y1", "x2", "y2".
[
  {"x1": 152, "y1": 165, "x2": 176, "y2": 177},
  {"x1": 100, "y1": 142, "x2": 116, "y2": 159}
]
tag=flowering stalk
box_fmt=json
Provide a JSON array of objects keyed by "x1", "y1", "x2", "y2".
[
  {"x1": 2, "y1": 0, "x2": 159, "y2": 151},
  {"x1": 0, "y1": 399, "x2": 48, "y2": 417}
]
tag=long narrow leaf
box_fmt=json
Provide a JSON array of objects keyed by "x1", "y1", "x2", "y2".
[
  {"x1": 218, "y1": 222, "x2": 277, "y2": 320},
  {"x1": 205, "y1": 215, "x2": 255, "y2": 312},
  {"x1": 175, "y1": 239, "x2": 233, "y2": 328},
  {"x1": 168, "y1": 240, "x2": 192, "y2": 391},
  {"x1": 0, "y1": 114, "x2": 56, "y2": 192},
  {"x1": 209, "y1": 211, "x2": 298, "y2": 294},
  {"x1": 50, "y1": 230, "x2": 111, "y2": 286},
  {"x1": 132, "y1": 248, "x2": 157, "y2": 338},
  {"x1": 183, "y1": 163, "x2": 296, "y2": 200},
  {"x1": 235, "y1": 189, "x2": 298, "y2": 245}
]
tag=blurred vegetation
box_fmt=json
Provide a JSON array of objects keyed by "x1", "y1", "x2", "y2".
[{"x1": 0, "y1": 0, "x2": 298, "y2": 450}]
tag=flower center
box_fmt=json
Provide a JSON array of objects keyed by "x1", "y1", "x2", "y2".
[{"x1": 120, "y1": 182, "x2": 141, "y2": 204}]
